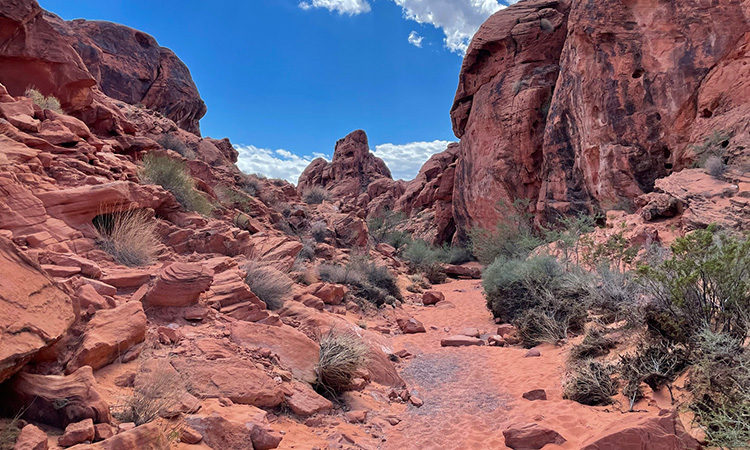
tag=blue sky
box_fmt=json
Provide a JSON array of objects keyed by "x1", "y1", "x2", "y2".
[{"x1": 40, "y1": 0, "x2": 513, "y2": 182}]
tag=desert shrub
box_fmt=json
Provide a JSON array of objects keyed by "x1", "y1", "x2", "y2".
[
  {"x1": 544, "y1": 213, "x2": 597, "y2": 268},
  {"x1": 368, "y1": 210, "x2": 405, "y2": 241},
  {"x1": 0, "y1": 411, "x2": 22, "y2": 450},
  {"x1": 445, "y1": 246, "x2": 474, "y2": 265},
  {"x1": 562, "y1": 360, "x2": 618, "y2": 406},
  {"x1": 243, "y1": 262, "x2": 293, "y2": 310},
  {"x1": 540, "y1": 18, "x2": 554, "y2": 32},
  {"x1": 319, "y1": 257, "x2": 401, "y2": 306},
  {"x1": 385, "y1": 230, "x2": 413, "y2": 251},
  {"x1": 588, "y1": 266, "x2": 642, "y2": 325},
  {"x1": 689, "y1": 330, "x2": 750, "y2": 448},
  {"x1": 24, "y1": 87, "x2": 63, "y2": 113},
  {"x1": 638, "y1": 225, "x2": 750, "y2": 345},
  {"x1": 407, "y1": 273, "x2": 430, "y2": 293},
  {"x1": 303, "y1": 186, "x2": 331, "y2": 205},
  {"x1": 297, "y1": 238, "x2": 316, "y2": 262},
  {"x1": 704, "y1": 155, "x2": 727, "y2": 179},
  {"x1": 618, "y1": 341, "x2": 687, "y2": 410},
  {"x1": 240, "y1": 175, "x2": 262, "y2": 196},
  {"x1": 691, "y1": 130, "x2": 732, "y2": 168},
  {"x1": 140, "y1": 154, "x2": 213, "y2": 214},
  {"x1": 570, "y1": 329, "x2": 616, "y2": 361},
  {"x1": 95, "y1": 209, "x2": 160, "y2": 267},
  {"x1": 580, "y1": 222, "x2": 639, "y2": 273},
  {"x1": 470, "y1": 199, "x2": 541, "y2": 265},
  {"x1": 157, "y1": 134, "x2": 194, "y2": 159},
  {"x1": 402, "y1": 240, "x2": 448, "y2": 284},
  {"x1": 311, "y1": 221, "x2": 329, "y2": 243},
  {"x1": 484, "y1": 255, "x2": 589, "y2": 346},
  {"x1": 112, "y1": 359, "x2": 187, "y2": 426},
  {"x1": 483, "y1": 255, "x2": 562, "y2": 322},
  {"x1": 315, "y1": 329, "x2": 369, "y2": 394}
]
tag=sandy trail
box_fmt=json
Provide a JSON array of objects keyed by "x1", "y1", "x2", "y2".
[{"x1": 382, "y1": 278, "x2": 665, "y2": 450}]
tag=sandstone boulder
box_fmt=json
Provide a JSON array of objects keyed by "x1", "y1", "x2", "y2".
[
  {"x1": 13, "y1": 424, "x2": 48, "y2": 450},
  {"x1": 66, "y1": 421, "x2": 164, "y2": 450},
  {"x1": 67, "y1": 301, "x2": 147, "y2": 372},
  {"x1": 145, "y1": 262, "x2": 214, "y2": 307},
  {"x1": 440, "y1": 336, "x2": 485, "y2": 347},
  {"x1": 422, "y1": 290, "x2": 445, "y2": 306},
  {"x1": 0, "y1": 237, "x2": 75, "y2": 383},
  {"x1": 503, "y1": 423, "x2": 566, "y2": 450},
  {"x1": 284, "y1": 381, "x2": 333, "y2": 417},
  {"x1": 396, "y1": 317, "x2": 426, "y2": 334},
  {"x1": 170, "y1": 358, "x2": 284, "y2": 407},
  {"x1": 58, "y1": 419, "x2": 95, "y2": 447},
  {"x1": 580, "y1": 410, "x2": 701, "y2": 450}
]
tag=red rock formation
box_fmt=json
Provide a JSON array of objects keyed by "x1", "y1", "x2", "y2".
[
  {"x1": 446, "y1": 0, "x2": 750, "y2": 239},
  {"x1": 450, "y1": 0, "x2": 571, "y2": 241},
  {"x1": 297, "y1": 130, "x2": 391, "y2": 200},
  {"x1": 61, "y1": 19, "x2": 207, "y2": 135}
]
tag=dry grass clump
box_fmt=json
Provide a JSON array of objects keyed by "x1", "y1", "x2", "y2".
[
  {"x1": 562, "y1": 360, "x2": 618, "y2": 406},
  {"x1": 24, "y1": 87, "x2": 63, "y2": 113},
  {"x1": 0, "y1": 417, "x2": 21, "y2": 450},
  {"x1": 569, "y1": 329, "x2": 616, "y2": 361},
  {"x1": 243, "y1": 261, "x2": 293, "y2": 310},
  {"x1": 311, "y1": 221, "x2": 329, "y2": 243},
  {"x1": 95, "y1": 208, "x2": 160, "y2": 267},
  {"x1": 140, "y1": 154, "x2": 213, "y2": 215},
  {"x1": 704, "y1": 155, "x2": 727, "y2": 179},
  {"x1": 112, "y1": 359, "x2": 188, "y2": 426},
  {"x1": 302, "y1": 186, "x2": 331, "y2": 205},
  {"x1": 315, "y1": 329, "x2": 369, "y2": 394},
  {"x1": 157, "y1": 134, "x2": 195, "y2": 159}
]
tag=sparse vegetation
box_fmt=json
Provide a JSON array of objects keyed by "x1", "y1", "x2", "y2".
[
  {"x1": 303, "y1": 186, "x2": 331, "y2": 205},
  {"x1": 618, "y1": 341, "x2": 686, "y2": 410},
  {"x1": 704, "y1": 155, "x2": 727, "y2": 179},
  {"x1": 368, "y1": 210, "x2": 412, "y2": 250},
  {"x1": 401, "y1": 240, "x2": 447, "y2": 284},
  {"x1": 311, "y1": 221, "x2": 329, "y2": 243},
  {"x1": 316, "y1": 329, "x2": 369, "y2": 394},
  {"x1": 157, "y1": 134, "x2": 195, "y2": 159},
  {"x1": 243, "y1": 261, "x2": 293, "y2": 310},
  {"x1": 569, "y1": 329, "x2": 616, "y2": 361},
  {"x1": 0, "y1": 412, "x2": 22, "y2": 450},
  {"x1": 95, "y1": 208, "x2": 160, "y2": 267},
  {"x1": 112, "y1": 359, "x2": 188, "y2": 426},
  {"x1": 691, "y1": 130, "x2": 732, "y2": 168},
  {"x1": 240, "y1": 175, "x2": 262, "y2": 196},
  {"x1": 297, "y1": 238, "x2": 316, "y2": 262},
  {"x1": 24, "y1": 87, "x2": 63, "y2": 113},
  {"x1": 470, "y1": 198, "x2": 541, "y2": 265},
  {"x1": 318, "y1": 256, "x2": 402, "y2": 307},
  {"x1": 562, "y1": 360, "x2": 618, "y2": 406},
  {"x1": 540, "y1": 18, "x2": 554, "y2": 32},
  {"x1": 140, "y1": 154, "x2": 213, "y2": 214}
]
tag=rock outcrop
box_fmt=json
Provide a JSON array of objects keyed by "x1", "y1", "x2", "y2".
[
  {"x1": 297, "y1": 130, "x2": 392, "y2": 201},
  {"x1": 0, "y1": 0, "x2": 205, "y2": 134},
  {"x1": 444, "y1": 0, "x2": 750, "y2": 240}
]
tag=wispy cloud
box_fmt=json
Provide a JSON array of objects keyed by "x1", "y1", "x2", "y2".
[
  {"x1": 408, "y1": 31, "x2": 424, "y2": 47},
  {"x1": 298, "y1": 0, "x2": 371, "y2": 15}
]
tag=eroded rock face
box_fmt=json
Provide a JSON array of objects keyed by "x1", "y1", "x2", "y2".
[
  {"x1": 0, "y1": 237, "x2": 75, "y2": 383},
  {"x1": 580, "y1": 410, "x2": 700, "y2": 450},
  {"x1": 451, "y1": 0, "x2": 571, "y2": 241},
  {"x1": 446, "y1": 0, "x2": 750, "y2": 239},
  {"x1": 62, "y1": 19, "x2": 206, "y2": 135},
  {"x1": 297, "y1": 130, "x2": 391, "y2": 200}
]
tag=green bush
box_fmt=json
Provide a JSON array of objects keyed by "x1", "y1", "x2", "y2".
[
  {"x1": 24, "y1": 87, "x2": 63, "y2": 113},
  {"x1": 638, "y1": 225, "x2": 750, "y2": 345},
  {"x1": 303, "y1": 186, "x2": 331, "y2": 205},
  {"x1": 484, "y1": 255, "x2": 589, "y2": 347},
  {"x1": 402, "y1": 240, "x2": 448, "y2": 283},
  {"x1": 140, "y1": 154, "x2": 213, "y2": 214},
  {"x1": 385, "y1": 230, "x2": 413, "y2": 251},
  {"x1": 470, "y1": 198, "x2": 541, "y2": 265},
  {"x1": 445, "y1": 246, "x2": 474, "y2": 265}
]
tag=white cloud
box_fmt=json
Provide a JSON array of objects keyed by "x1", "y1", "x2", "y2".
[
  {"x1": 373, "y1": 140, "x2": 454, "y2": 180},
  {"x1": 298, "y1": 0, "x2": 371, "y2": 15},
  {"x1": 408, "y1": 31, "x2": 424, "y2": 47},
  {"x1": 235, "y1": 145, "x2": 327, "y2": 183},
  {"x1": 300, "y1": 0, "x2": 515, "y2": 54},
  {"x1": 393, "y1": 0, "x2": 508, "y2": 54}
]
